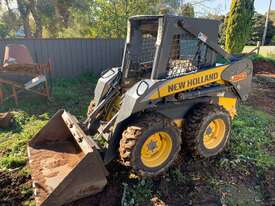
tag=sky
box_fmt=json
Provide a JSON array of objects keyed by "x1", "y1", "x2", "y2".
[
  {"x1": 189, "y1": 0, "x2": 275, "y2": 16},
  {"x1": 1, "y1": 0, "x2": 274, "y2": 16}
]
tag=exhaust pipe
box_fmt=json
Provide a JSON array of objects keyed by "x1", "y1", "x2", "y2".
[{"x1": 28, "y1": 110, "x2": 108, "y2": 206}]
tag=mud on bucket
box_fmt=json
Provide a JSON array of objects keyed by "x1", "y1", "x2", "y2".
[{"x1": 28, "y1": 110, "x2": 108, "y2": 206}]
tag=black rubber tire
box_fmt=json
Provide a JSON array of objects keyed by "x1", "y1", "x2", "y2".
[
  {"x1": 183, "y1": 104, "x2": 231, "y2": 158},
  {"x1": 119, "y1": 113, "x2": 182, "y2": 176}
]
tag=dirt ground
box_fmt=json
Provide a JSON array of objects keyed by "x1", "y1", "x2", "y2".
[
  {"x1": 248, "y1": 60, "x2": 275, "y2": 115},
  {"x1": 0, "y1": 171, "x2": 32, "y2": 206},
  {"x1": 253, "y1": 60, "x2": 275, "y2": 79},
  {"x1": 256, "y1": 58, "x2": 275, "y2": 206},
  {"x1": 248, "y1": 80, "x2": 275, "y2": 115},
  {"x1": 264, "y1": 168, "x2": 275, "y2": 205},
  {"x1": 0, "y1": 60, "x2": 274, "y2": 206},
  {"x1": 68, "y1": 149, "x2": 275, "y2": 206}
]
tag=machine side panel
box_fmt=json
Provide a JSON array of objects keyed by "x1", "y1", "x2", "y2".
[
  {"x1": 93, "y1": 68, "x2": 121, "y2": 105},
  {"x1": 221, "y1": 58, "x2": 253, "y2": 101},
  {"x1": 150, "y1": 65, "x2": 228, "y2": 100}
]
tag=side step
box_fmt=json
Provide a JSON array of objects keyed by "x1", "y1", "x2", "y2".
[{"x1": 28, "y1": 110, "x2": 108, "y2": 206}]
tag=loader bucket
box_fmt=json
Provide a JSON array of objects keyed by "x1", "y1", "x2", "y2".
[{"x1": 28, "y1": 110, "x2": 108, "y2": 206}]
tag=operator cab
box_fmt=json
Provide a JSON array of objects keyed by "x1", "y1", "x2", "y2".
[
  {"x1": 122, "y1": 16, "x2": 159, "y2": 84},
  {"x1": 122, "y1": 15, "x2": 227, "y2": 86}
]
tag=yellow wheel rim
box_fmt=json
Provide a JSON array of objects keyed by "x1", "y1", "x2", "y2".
[
  {"x1": 203, "y1": 119, "x2": 226, "y2": 149},
  {"x1": 141, "y1": 131, "x2": 173, "y2": 168}
]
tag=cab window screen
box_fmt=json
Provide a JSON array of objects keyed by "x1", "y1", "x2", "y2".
[
  {"x1": 167, "y1": 31, "x2": 216, "y2": 78},
  {"x1": 139, "y1": 33, "x2": 157, "y2": 63}
]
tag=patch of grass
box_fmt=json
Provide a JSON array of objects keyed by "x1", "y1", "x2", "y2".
[
  {"x1": 266, "y1": 51, "x2": 275, "y2": 59},
  {"x1": 0, "y1": 156, "x2": 26, "y2": 169},
  {"x1": 244, "y1": 46, "x2": 275, "y2": 59},
  {"x1": 221, "y1": 105, "x2": 275, "y2": 169},
  {"x1": 211, "y1": 105, "x2": 275, "y2": 205},
  {"x1": 0, "y1": 113, "x2": 47, "y2": 170},
  {"x1": 249, "y1": 54, "x2": 275, "y2": 65}
]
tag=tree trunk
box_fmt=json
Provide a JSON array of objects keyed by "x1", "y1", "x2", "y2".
[
  {"x1": 22, "y1": 12, "x2": 32, "y2": 38},
  {"x1": 29, "y1": 0, "x2": 43, "y2": 38},
  {"x1": 17, "y1": 0, "x2": 32, "y2": 38}
]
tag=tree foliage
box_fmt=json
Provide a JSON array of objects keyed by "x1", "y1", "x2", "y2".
[
  {"x1": 218, "y1": 16, "x2": 227, "y2": 46},
  {"x1": 225, "y1": 0, "x2": 255, "y2": 54},
  {"x1": 0, "y1": 0, "x2": 90, "y2": 38},
  {"x1": 0, "y1": 0, "x2": 196, "y2": 38},
  {"x1": 179, "y1": 3, "x2": 194, "y2": 17},
  {"x1": 269, "y1": 10, "x2": 275, "y2": 26},
  {"x1": 247, "y1": 12, "x2": 275, "y2": 45},
  {"x1": 87, "y1": 0, "x2": 160, "y2": 38},
  {"x1": 220, "y1": 11, "x2": 275, "y2": 47},
  {"x1": 0, "y1": 6, "x2": 20, "y2": 38},
  {"x1": 36, "y1": 0, "x2": 90, "y2": 37},
  {"x1": 87, "y1": 0, "x2": 189, "y2": 38},
  {"x1": 0, "y1": 22, "x2": 9, "y2": 38}
]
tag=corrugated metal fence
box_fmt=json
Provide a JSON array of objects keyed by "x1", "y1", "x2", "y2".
[{"x1": 0, "y1": 38, "x2": 125, "y2": 78}]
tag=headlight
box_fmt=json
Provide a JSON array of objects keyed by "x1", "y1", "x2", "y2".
[{"x1": 136, "y1": 81, "x2": 149, "y2": 96}]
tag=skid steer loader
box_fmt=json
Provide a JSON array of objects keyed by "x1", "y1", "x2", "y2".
[{"x1": 28, "y1": 15, "x2": 253, "y2": 206}]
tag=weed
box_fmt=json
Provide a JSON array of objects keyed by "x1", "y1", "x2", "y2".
[
  {"x1": 169, "y1": 168, "x2": 187, "y2": 184},
  {"x1": 22, "y1": 200, "x2": 36, "y2": 206},
  {"x1": 18, "y1": 166, "x2": 31, "y2": 176},
  {"x1": 20, "y1": 184, "x2": 33, "y2": 197},
  {"x1": 122, "y1": 179, "x2": 154, "y2": 206}
]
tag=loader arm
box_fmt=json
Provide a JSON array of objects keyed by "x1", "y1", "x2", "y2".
[
  {"x1": 84, "y1": 87, "x2": 120, "y2": 133},
  {"x1": 178, "y1": 20, "x2": 233, "y2": 62}
]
